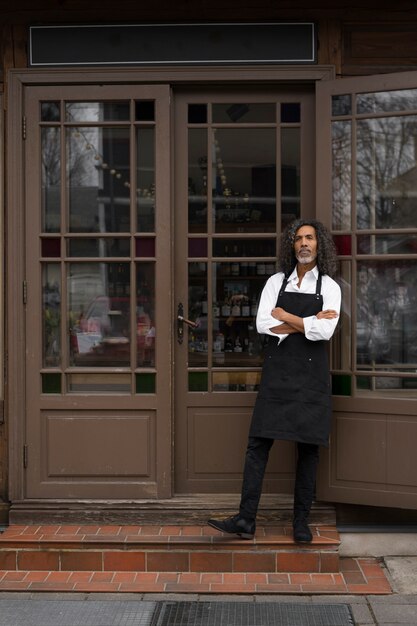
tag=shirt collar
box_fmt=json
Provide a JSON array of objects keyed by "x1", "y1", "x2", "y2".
[{"x1": 288, "y1": 265, "x2": 319, "y2": 283}]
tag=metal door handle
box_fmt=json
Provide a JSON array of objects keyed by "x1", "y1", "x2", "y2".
[
  {"x1": 178, "y1": 315, "x2": 199, "y2": 328},
  {"x1": 177, "y1": 303, "x2": 199, "y2": 344}
]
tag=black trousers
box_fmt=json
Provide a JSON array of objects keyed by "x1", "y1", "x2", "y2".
[{"x1": 238, "y1": 436, "x2": 320, "y2": 523}]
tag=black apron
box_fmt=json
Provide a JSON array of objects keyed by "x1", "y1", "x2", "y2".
[{"x1": 249, "y1": 274, "x2": 331, "y2": 447}]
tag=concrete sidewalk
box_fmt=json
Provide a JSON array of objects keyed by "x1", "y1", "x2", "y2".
[{"x1": 0, "y1": 591, "x2": 415, "y2": 625}]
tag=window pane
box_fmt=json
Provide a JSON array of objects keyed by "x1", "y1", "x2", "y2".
[
  {"x1": 188, "y1": 262, "x2": 208, "y2": 367},
  {"x1": 281, "y1": 128, "x2": 300, "y2": 225},
  {"x1": 212, "y1": 263, "x2": 267, "y2": 368},
  {"x1": 137, "y1": 263, "x2": 155, "y2": 368},
  {"x1": 332, "y1": 121, "x2": 351, "y2": 230},
  {"x1": 332, "y1": 374, "x2": 351, "y2": 396},
  {"x1": 43, "y1": 264, "x2": 61, "y2": 368},
  {"x1": 68, "y1": 238, "x2": 130, "y2": 257},
  {"x1": 357, "y1": 116, "x2": 417, "y2": 229},
  {"x1": 212, "y1": 128, "x2": 276, "y2": 233},
  {"x1": 213, "y1": 103, "x2": 275, "y2": 123},
  {"x1": 68, "y1": 373, "x2": 131, "y2": 392},
  {"x1": 137, "y1": 127, "x2": 155, "y2": 232},
  {"x1": 42, "y1": 373, "x2": 61, "y2": 394},
  {"x1": 357, "y1": 234, "x2": 417, "y2": 255},
  {"x1": 356, "y1": 260, "x2": 417, "y2": 368},
  {"x1": 281, "y1": 103, "x2": 300, "y2": 123},
  {"x1": 188, "y1": 104, "x2": 207, "y2": 124},
  {"x1": 188, "y1": 372, "x2": 208, "y2": 392},
  {"x1": 135, "y1": 100, "x2": 155, "y2": 121},
  {"x1": 333, "y1": 235, "x2": 351, "y2": 256},
  {"x1": 68, "y1": 127, "x2": 130, "y2": 233},
  {"x1": 332, "y1": 260, "x2": 351, "y2": 371},
  {"x1": 188, "y1": 128, "x2": 207, "y2": 234},
  {"x1": 332, "y1": 94, "x2": 352, "y2": 117},
  {"x1": 213, "y1": 238, "x2": 276, "y2": 258},
  {"x1": 41, "y1": 101, "x2": 60, "y2": 122},
  {"x1": 136, "y1": 373, "x2": 156, "y2": 393},
  {"x1": 68, "y1": 262, "x2": 130, "y2": 367},
  {"x1": 136, "y1": 237, "x2": 155, "y2": 257},
  {"x1": 42, "y1": 127, "x2": 61, "y2": 233},
  {"x1": 66, "y1": 101, "x2": 130, "y2": 121},
  {"x1": 356, "y1": 375, "x2": 417, "y2": 396},
  {"x1": 189, "y1": 238, "x2": 208, "y2": 257},
  {"x1": 212, "y1": 371, "x2": 261, "y2": 392},
  {"x1": 42, "y1": 238, "x2": 61, "y2": 257},
  {"x1": 357, "y1": 89, "x2": 417, "y2": 114}
]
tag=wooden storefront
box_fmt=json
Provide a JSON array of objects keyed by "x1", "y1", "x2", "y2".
[{"x1": 0, "y1": 2, "x2": 417, "y2": 525}]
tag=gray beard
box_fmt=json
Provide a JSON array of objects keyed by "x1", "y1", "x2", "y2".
[{"x1": 296, "y1": 253, "x2": 316, "y2": 265}]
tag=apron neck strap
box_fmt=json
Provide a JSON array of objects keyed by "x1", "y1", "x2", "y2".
[
  {"x1": 315, "y1": 274, "x2": 323, "y2": 299},
  {"x1": 279, "y1": 276, "x2": 289, "y2": 297},
  {"x1": 279, "y1": 272, "x2": 323, "y2": 298}
]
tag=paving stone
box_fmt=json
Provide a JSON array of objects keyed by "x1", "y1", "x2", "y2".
[{"x1": 384, "y1": 558, "x2": 417, "y2": 594}]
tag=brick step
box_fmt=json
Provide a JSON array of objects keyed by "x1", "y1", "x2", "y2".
[{"x1": 0, "y1": 524, "x2": 340, "y2": 574}]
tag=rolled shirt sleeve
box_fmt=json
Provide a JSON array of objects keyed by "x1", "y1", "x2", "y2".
[
  {"x1": 256, "y1": 273, "x2": 289, "y2": 340},
  {"x1": 303, "y1": 275, "x2": 341, "y2": 341}
]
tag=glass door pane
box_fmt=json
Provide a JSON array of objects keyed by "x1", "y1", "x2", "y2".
[
  {"x1": 329, "y1": 86, "x2": 417, "y2": 396},
  {"x1": 186, "y1": 99, "x2": 303, "y2": 392},
  {"x1": 39, "y1": 97, "x2": 159, "y2": 393}
]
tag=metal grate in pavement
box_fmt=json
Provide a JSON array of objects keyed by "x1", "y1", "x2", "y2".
[
  {"x1": 151, "y1": 602, "x2": 354, "y2": 626},
  {"x1": 0, "y1": 599, "x2": 156, "y2": 626}
]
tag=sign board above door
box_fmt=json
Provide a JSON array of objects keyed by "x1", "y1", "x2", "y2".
[{"x1": 29, "y1": 23, "x2": 316, "y2": 66}]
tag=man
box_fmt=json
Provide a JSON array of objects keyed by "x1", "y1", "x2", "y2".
[{"x1": 208, "y1": 219, "x2": 341, "y2": 543}]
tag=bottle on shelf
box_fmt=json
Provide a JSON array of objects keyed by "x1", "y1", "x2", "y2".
[
  {"x1": 221, "y1": 294, "x2": 231, "y2": 317},
  {"x1": 231, "y1": 245, "x2": 240, "y2": 276},
  {"x1": 231, "y1": 295, "x2": 241, "y2": 317},
  {"x1": 241, "y1": 287, "x2": 250, "y2": 316},
  {"x1": 225, "y1": 335, "x2": 234, "y2": 352},
  {"x1": 250, "y1": 295, "x2": 258, "y2": 317},
  {"x1": 257, "y1": 261, "x2": 266, "y2": 275},
  {"x1": 231, "y1": 260, "x2": 240, "y2": 276},
  {"x1": 213, "y1": 332, "x2": 224, "y2": 352},
  {"x1": 234, "y1": 336, "x2": 243, "y2": 352},
  {"x1": 241, "y1": 299, "x2": 250, "y2": 317}
]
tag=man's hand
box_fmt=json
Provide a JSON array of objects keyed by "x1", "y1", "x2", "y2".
[
  {"x1": 271, "y1": 307, "x2": 288, "y2": 321},
  {"x1": 271, "y1": 307, "x2": 304, "y2": 333},
  {"x1": 317, "y1": 309, "x2": 339, "y2": 319}
]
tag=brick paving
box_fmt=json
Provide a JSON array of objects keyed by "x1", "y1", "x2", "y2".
[{"x1": 0, "y1": 524, "x2": 392, "y2": 594}]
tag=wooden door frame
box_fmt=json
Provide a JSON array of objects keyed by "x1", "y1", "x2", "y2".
[{"x1": 6, "y1": 65, "x2": 334, "y2": 507}]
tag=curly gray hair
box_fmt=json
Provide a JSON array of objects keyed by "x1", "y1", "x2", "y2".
[{"x1": 278, "y1": 219, "x2": 338, "y2": 277}]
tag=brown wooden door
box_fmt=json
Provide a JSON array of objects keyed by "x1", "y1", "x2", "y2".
[
  {"x1": 23, "y1": 85, "x2": 172, "y2": 499},
  {"x1": 316, "y1": 71, "x2": 417, "y2": 509},
  {"x1": 173, "y1": 87, "x2": 316, "y2": 494}
]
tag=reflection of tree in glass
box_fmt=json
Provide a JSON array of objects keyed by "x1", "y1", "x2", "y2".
[
  {"x1": 356, "y1": 116, "x2": 417, "y2": 230},
  {"x1": 332, "y1": 121, "x2": 351, "y2": 230}
]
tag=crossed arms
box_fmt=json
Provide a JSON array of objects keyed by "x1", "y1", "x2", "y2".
[{"x1": 269, "y1": 308, "x2": 339, "y2": 335}]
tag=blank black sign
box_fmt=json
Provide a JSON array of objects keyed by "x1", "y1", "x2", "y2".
[{"x1": 29, "y1": 23, "x2": 316, "y2": 66}]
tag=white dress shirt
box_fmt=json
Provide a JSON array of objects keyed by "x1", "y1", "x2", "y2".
[{"x1": 256, "y1": 265, "x2": 341, "y2": 343}]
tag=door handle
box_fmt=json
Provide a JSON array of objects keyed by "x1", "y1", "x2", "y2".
[{"x1": 177, "y1": 303, "x2": 199, "y2": 344}]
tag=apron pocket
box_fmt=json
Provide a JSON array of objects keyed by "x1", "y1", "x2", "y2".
[{"x1": 261, "y1": 355, "x2": 309, "y2": 394}]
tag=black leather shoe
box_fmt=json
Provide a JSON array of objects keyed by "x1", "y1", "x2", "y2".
[
  {"x1": 293, "y1": 517, "x2": 313, "y2": 543},
  {"x1": 207, "y1": 514, "x2": 255, "y2": 539}
]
